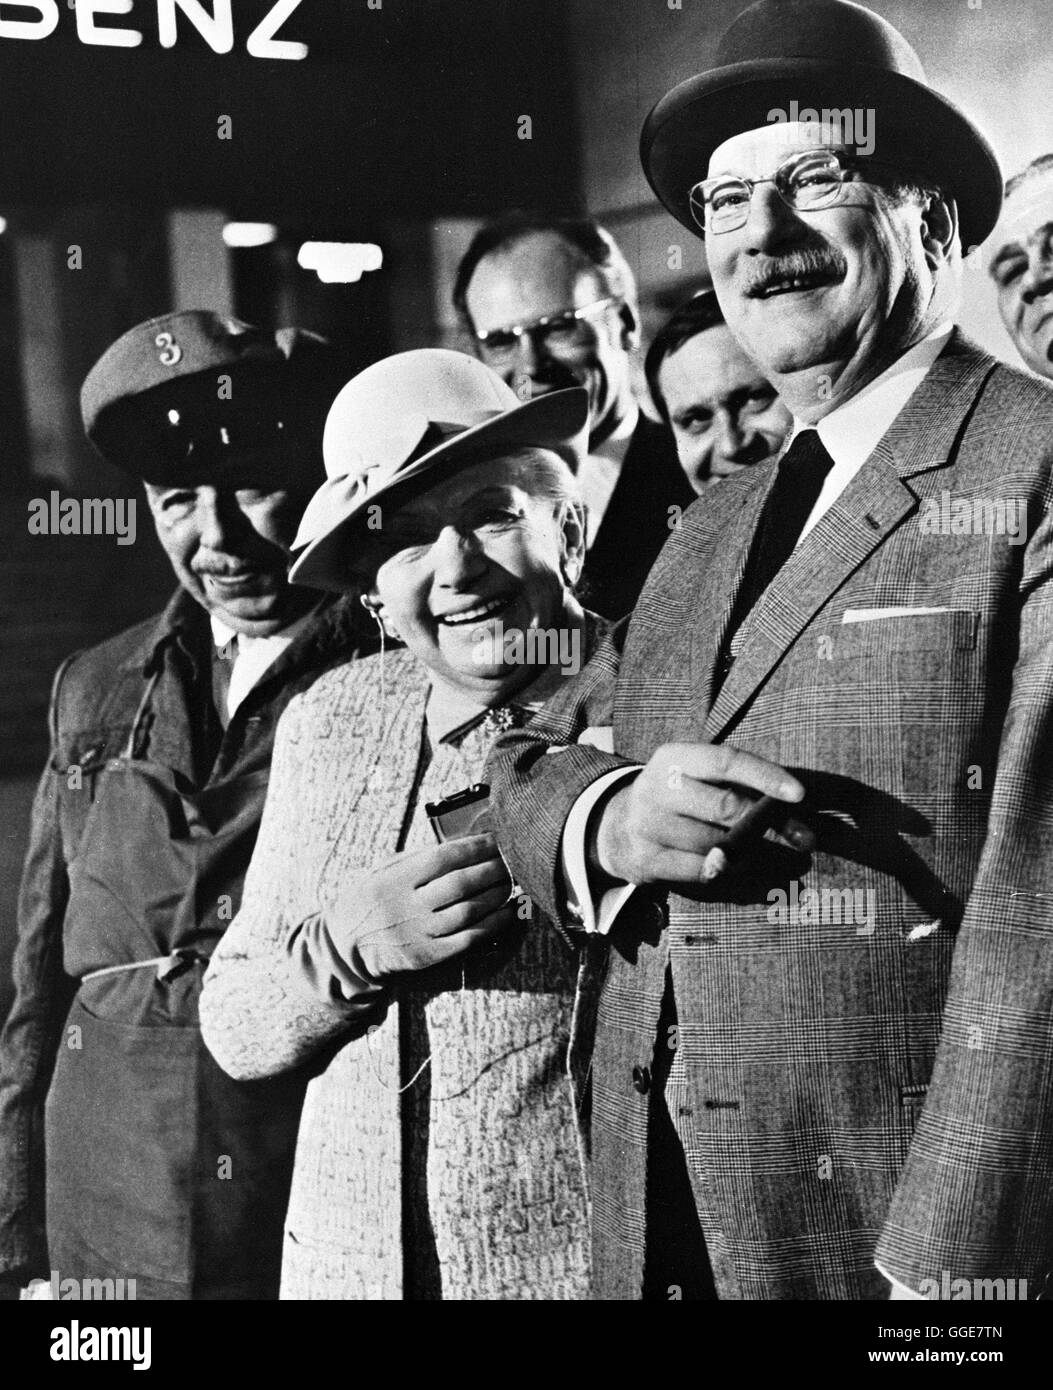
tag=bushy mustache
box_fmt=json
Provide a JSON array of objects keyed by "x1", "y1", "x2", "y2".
[{"x1": 742, "y1": 247, "x2": 848, "y2": 297}]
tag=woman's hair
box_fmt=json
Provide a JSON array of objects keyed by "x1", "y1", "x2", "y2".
[{"x1": 469, "y1": 444, "x2": 582, "y2": 509}]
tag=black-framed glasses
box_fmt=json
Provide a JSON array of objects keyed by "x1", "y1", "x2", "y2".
[
  {"x1": 689, "y1": 149, "x2": 908, "y2": 235},
  {"x1": 474, "y1": 295, "x2": 619, "y2": 359}
]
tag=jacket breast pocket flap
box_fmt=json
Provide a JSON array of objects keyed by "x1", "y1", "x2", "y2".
[{"x1": 834, "y1": 609, "x2": 979, "y2": 656}]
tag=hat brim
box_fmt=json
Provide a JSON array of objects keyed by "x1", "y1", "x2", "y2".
[
  {"x1": 641, "y1": 59, "x2": 1003, "y2": 251},
  {"x1": 288, "y1": 385, "x2": 590, "y2": 593}
]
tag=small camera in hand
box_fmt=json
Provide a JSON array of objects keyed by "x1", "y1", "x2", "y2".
[{"x1": 425, "y1": 784, "x2": 492, "y2": 843}]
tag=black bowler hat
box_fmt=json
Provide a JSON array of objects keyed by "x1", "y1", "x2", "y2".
[
  {"x1": 81, "y1": 310, "x2": 340, "y2": 487},
  {"x1": 640, "y1": 0, "x2": 1003, "y2": 251}
]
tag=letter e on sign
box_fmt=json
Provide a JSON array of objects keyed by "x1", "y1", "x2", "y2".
[{"x1": 75, "y1": 0, "x2": 143, "y2": 48}]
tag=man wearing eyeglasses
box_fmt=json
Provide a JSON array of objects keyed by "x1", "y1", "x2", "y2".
[
  {"x1": 489, "y1": 0, "x2": 1053, "y2": 1301},
  {"x1": 988, "y1": 154, "x2": 1053, "y2": 379},
  {"x1": 453, "y1": 213, "x2": 695, "y2": 619}
]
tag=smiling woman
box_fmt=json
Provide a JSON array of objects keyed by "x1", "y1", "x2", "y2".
[
  {"x1": 358, "y1": 448, "x2": 585, "y2": 696},
  {"x1": 200, "y1": 349, "x2": 604, "y2": 1300}
]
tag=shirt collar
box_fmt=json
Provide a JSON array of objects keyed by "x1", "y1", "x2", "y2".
[
  {"x1": 790, "y1": 322, "x2": 954, "y2": 468},
  {"x1": 424, "y1": 623, "x2": 585, "y2": 745},
  {"x1": 209, "y1": 603, "x2": 320, "y2": 655},
  {"x1": 590, "y1": 400, "x2": 639, "y2": 465}
]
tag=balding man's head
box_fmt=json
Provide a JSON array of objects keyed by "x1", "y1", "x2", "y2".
[{"x1": 454, "y1": 214, "x2": 639, "y2": 440}]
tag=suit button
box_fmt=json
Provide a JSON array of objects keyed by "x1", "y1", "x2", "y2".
[{"x1": 632, "y1": 1065, "x2": 651, "y2": 1095}]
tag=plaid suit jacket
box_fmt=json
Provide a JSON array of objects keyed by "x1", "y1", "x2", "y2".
[{"x1": 487, "y1": 332, "x2": 1053, "y2": 1300}]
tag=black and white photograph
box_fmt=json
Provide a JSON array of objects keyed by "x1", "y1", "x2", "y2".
[{"x1": 0, "y1": 0, "x2": 1051, "y2": 1358}]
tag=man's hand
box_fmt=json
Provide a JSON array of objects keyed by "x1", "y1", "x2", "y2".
[
  {"x1": 593, "y1": 741, "x2": 811, "y2": 887},
  {"x1": 330, "y1": 834, "x2": 517, "y2": 985}
]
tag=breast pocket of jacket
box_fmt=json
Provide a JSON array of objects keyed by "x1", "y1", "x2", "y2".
[
  {"x1": 816, "y1": 610, "x2": 982, "y2": 800},
  {"x1": 53, "y1": 734, "x2": 125, "y2": 856},
  {"x1": 832, "y1": 609, "x2": 979, "y2": 659}
]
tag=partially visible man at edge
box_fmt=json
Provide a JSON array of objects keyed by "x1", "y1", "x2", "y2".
[
  {"x1": 644, "y1": 289, "x2": 792, "y2": 494},
  {"x1": 454, "y1": 212, "x2": 695, "y2": 620},
  {"x1": 0, "y1": 310, "x2": 369, "y2": 1300},
  {"x1": 988, "y1": 153, "x2": 1053, "y2": 379},
  {"x1": 487, "y1": 0, "x2": 1053, "y2": 1301}
]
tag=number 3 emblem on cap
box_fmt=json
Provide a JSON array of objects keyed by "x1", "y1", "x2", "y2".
[{"x1": 156, "y1": 331, "x2": 182, "y2": 366}]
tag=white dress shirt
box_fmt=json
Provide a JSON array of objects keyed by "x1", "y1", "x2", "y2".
[
  {"x1": 578, "y1": 401, "x2": 639, "y2": 543},
  {"x1": 210, "y1": 606, "x2": 318, "y2": 720}
]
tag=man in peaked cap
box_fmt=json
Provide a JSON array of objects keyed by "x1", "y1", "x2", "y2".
[
  {"x1": 0, "y1": 311, "x2": 368, "y2": 1300},
  {"x1": 489, "y1": 0, "x2": 1053, "y2": 1300}
]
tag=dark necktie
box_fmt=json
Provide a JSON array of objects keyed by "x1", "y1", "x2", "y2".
[
  {"x1": 715, "y1": 429, "x2": 836, "y2": 685},
  {"x1": 729, "y1": 429, "x2": 836, "y2": 628}
]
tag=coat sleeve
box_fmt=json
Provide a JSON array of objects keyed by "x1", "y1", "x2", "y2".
[
  {"x1": 200, "y1": 695, "x2": 381, "y2": 1083},
  {"x1": 0, "y1": 659, "x2": 78, "y2": 1285},
  {"x1": 876, "y1": 469, "x2": 1053, "y2": 1294},
  {"x1": 486, "y1": 618, "x2": 637, "y2": 927}
]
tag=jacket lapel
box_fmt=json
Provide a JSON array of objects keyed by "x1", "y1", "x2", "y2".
[
  {"x1": 701, "y1": 332, "x2": 998, "y2": 742},
  {"x1": 690, "y1": 469, "x2": 779, "y2": 700}
]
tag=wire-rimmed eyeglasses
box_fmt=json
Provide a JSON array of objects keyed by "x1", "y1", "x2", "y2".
[
  {"x1": 474, "y1": 295, "x2": 619, "y2": 359},
  {"x1": 690, "y1": 148, "x2": 909, "y2": 235}
]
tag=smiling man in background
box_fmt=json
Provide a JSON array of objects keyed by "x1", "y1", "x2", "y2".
[
  {"x1": 988, "y1": 154, "x2": 1053, "y2": 378},
  {"x1": 645, "y1": 290, "x2": 791, "y2": 494},
  {"x1": 454, "y1": 212, "x2": 695, "y2": 619},
  {"x1": 0, "y1": 311, "x2": 365, "y2": 1300}
]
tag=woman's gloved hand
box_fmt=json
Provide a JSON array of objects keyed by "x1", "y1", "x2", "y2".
[{"x1": 325, "y1": 834, "x2": 518, "y2": 990}]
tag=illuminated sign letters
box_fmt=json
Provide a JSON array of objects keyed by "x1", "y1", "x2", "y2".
[{"x1": 0, "y1": 0, "x2": 308, "y2": 59}]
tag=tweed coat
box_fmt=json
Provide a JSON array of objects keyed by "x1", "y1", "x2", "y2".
[
  {"x1": 201, "y1": 641, "x2": 602, "y2": 1300},
  {"x1": 487, "y1": 332, "x2": 1053, "y2": 1300}
]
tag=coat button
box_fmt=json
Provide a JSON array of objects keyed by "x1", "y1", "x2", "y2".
[{"x1": 632, "y1": 1065, "x2": 651, "y2": 1095}]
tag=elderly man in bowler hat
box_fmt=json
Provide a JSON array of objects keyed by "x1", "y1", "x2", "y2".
[
  {"x1": 488, "y1": 0, "x2": 1053, "y2": 1300},
  {"x1": 0, "y1": 311, "x2": 366, "y2": 1300}
]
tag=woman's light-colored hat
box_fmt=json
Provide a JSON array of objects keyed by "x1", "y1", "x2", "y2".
[{"x1": 289, "y1": 348, "x2": 589, "y2": 592}]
